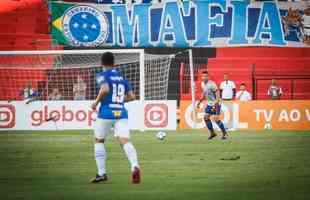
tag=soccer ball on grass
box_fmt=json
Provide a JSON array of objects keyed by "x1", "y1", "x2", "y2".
[{"x1": 156, "y1": 131, "x2": 166, "y2": 140}]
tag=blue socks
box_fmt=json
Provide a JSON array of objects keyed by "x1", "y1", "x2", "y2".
[
  {"x1": 205, "y1": 119, "x2": 225, "y2": 133},
  {"x1": 205, "y1": 118, "x2": 214, "y2": 133},
  {"x1": 216, "y1": 120, "x2": 226, "y2": 134}
]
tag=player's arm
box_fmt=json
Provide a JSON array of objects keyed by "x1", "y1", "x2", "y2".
[
  {"x1": 197, "y1": 95, "x2": 206, "y2": 108},
  {"x1": 91, "y1": 84, "x2": 109, "y2": 110},
  {"x1": 124, "y1": 79, "x2": 135, "y2": 103},
  {"x1": 125, "y1": 90, "x2": 135, "y2": 102},
  {"x1": 215, "y1": 89, "x2": 221, "y2": 104},
  {"x1": 197, "y1": 81, "x2": 206, "y2": 108}
]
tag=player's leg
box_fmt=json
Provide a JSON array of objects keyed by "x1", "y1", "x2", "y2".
[
  {"x1": 115, "y1": 119, "x2": 140, "y2": 184},
  {"x1": 91, "y1": 118, "x2": 112, "y2": 183},
  {"x1": 204, "y1": 106, "x2": 217, "y2": 140},
  {"x1": 214, "y1": 115, "x2": 228, "y2": 139},
  {"x1": 213, "y1": 105, "x2": 228, "y2": 139}
]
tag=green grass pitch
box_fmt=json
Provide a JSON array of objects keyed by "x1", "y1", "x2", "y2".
[{"x1": 1, "y1": 130, "x2": 310, "y2": 200}]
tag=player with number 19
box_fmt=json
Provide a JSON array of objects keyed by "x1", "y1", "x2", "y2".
[{"x1": 90, "y1": 52, "x2": 141, "y2": 184}]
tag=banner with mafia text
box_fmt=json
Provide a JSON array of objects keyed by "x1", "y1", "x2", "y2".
[{"x1": 51, "y1": 1, "x2": 310, "y2": 48}]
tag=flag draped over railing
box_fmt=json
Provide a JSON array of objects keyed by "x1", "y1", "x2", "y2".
[{"x1": 51, "y1": 0, "x2": 310, "y2": 48}]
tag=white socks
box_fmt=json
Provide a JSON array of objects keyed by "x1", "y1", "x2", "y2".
[
  {"x1": 94, "y1": 143, "x2": 106, "y2": 176},
  {"x1": 95, "y1": 142, "x2": 139, "y2": 175},
  {"x1": 123, "y1": 142, "x2": 139, "y2": 171}
]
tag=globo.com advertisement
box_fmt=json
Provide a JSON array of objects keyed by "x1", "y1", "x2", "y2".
[
  {"x1": 2, "y1": 100, "x2": 310, "y2": 131},
  {"x1": 0, "y1": 100, "x2": 177, "y2": 131}
]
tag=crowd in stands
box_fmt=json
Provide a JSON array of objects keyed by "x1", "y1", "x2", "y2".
[
  {"x1": 20, "y1": 74, "x2": 283, "y2": 102},
  {"x1": 200, "y1": 73, "x2": 283, "y2": 102},
  {"x1": 73, "y1": 75, "x2": 87, "y2": 100},
  {"x1": 48, "y1": 88, "x2": 64, "y2": 100},
  {"x1": 21, "y1": 75, "x2": 88, "y2": 101}
]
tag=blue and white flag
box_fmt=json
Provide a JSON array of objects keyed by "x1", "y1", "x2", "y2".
[{"x1": 51, "y1": 0, "x2": 310, "y2": 47}]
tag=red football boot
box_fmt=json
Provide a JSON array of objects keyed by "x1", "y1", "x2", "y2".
[{"x1": 132, "y1": 166, "x2": 141, "y2": 184}]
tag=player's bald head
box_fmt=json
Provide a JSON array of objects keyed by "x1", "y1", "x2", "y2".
[{"x1": 101, "y1": 52, "x2": 114, "y2": 66}]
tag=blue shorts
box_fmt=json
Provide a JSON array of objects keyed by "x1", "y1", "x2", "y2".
[{"x1": 205, "y1": 104, "x2": 221, "y2": 115}]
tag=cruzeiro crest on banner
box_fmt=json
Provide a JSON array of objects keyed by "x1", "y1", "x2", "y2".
[{"x1": 62, "y1": 6, "x2": 109, "y2": 46}]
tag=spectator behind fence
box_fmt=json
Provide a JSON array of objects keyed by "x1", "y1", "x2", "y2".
[
  {"x1": 48, "y1": 88, "x2": 64, "y2": 100},
  {"x1": 73, "y1": 75, "x2": 87, "y2": 100},
  {"x1": 20, "y1": 81, "x2": 40, "y2": 104},
  {"x1": 219, "y1": 73, "x2": 236, "y2": 101},
  {"x1": 268, "y1": 79, "x2": 283, "y2": 100},
  {"x1": 236, "y1": 83, "x2": 252, "y2": 101},
  {"x1": 20, "y1": 81, "x2": 35, "y2": 99}
]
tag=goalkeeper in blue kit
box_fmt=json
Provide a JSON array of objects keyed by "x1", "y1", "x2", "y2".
[{"x1": 90, "y1": 52, "x2": 140, "y2": 184}]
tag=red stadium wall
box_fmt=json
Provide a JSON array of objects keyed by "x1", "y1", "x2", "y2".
[
  {"x1": 180, "y1": 47, "x2": 310, "y2": 100},
  {"x1": 216, "y1": 47, "x2": 310, "y2": 58},
  {"x1": 0, "y1": 0, "x2": 60, "y2": 100},
  {"x1": 0, "y1": 1, "x2": 309, "y2": 101},
  {"x1": 0, "y1": 0, "x2": 52, "y2": 50},
  {"x1": 0, "y1": 68, "x2": 45, "y2": 100}
]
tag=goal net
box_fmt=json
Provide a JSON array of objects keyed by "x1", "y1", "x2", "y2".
[{"x1": 0, "y1": 49, "x2": 173, "y2": 101}]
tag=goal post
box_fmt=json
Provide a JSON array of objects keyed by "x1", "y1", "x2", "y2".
[
  {"x1": 188, "y1": 49, "x2": 197, "y2": 128},
  {"x1": 0, "y1": 49, "x2": 173, "y2": 102}
]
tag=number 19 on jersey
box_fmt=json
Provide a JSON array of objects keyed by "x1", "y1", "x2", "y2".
[{"x1": 112, "y1": 83, "x2": 125, "y2": 103}]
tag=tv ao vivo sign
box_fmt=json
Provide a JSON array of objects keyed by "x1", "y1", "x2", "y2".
[{"x1": 51, "y1": 0, "x2": 310, "y2": 48}]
